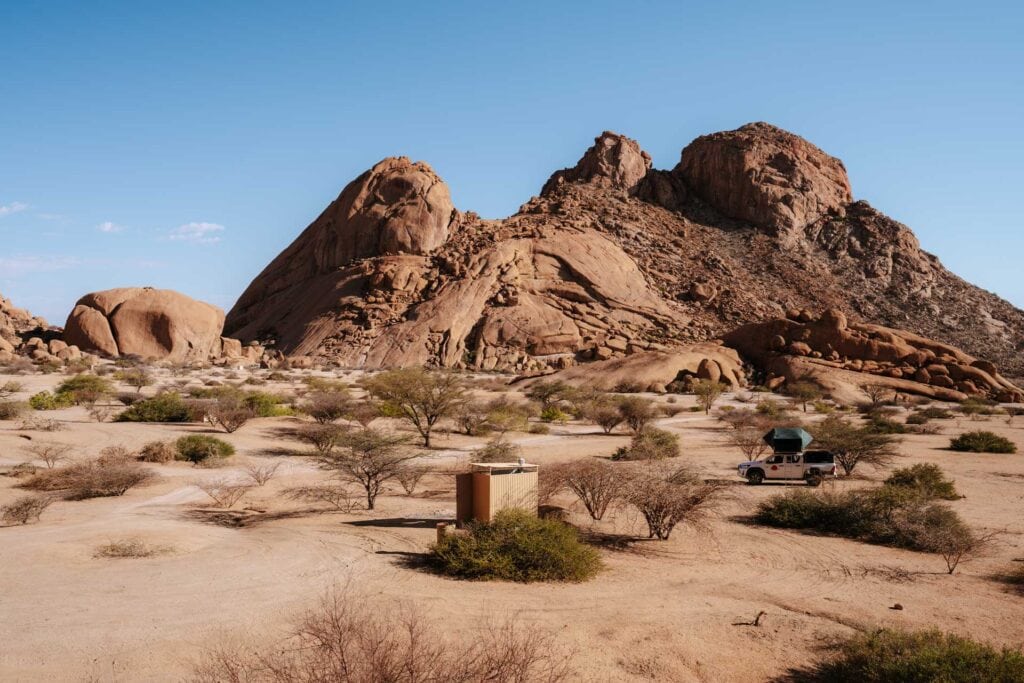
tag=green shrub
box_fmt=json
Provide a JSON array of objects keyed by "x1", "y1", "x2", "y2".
[
  {"x1": 755, "y1": 399, "x2": 788, "y2": 417},
  {"x1": 794, "y1": 628, "x2": 1024, "y2": 682},
  {"x1": 55, "y1": 374, "x2": 113, "y2": 404},
  {"x1": 242, "y1": 391, "x2": 293, "y2": 417},
  {"x1": 864, "y1": 415, "x2": 906, "y2": 434},
  {"x1": 755, "y1": 485, "x2": 970, "y2": 554},
  {"x1": 116, "y1": 392, "x2": 194, "y2": 423},
  {"x1": 918, "y1": 407, "x2": 953, "y2": 420},
  {"x1": 175, "y1": 435, "x2": 235, "y2": 464},
  {"x1": 29, "y1": 391, "x2": 74, "y2": 411},
  {"x1": 429, "y1": 509, "x2": 601, "y2": 582},
  {"x1": 540, "y1": 406, "x2": 570, "y2": 423},
  {"x1": 527, "y1": 422, "x2": 550, "y2": 435},
  {"x1": 950, "y1": 430, "x2": 1016, "y2": 454},
  {"x1": 472, "y1": 437, "x2": 521, "y2": 463},
  {"x1": 0, "y1": 400, "x2": 27, "y2": 420},
  {"x1": 885, "y1": 463, "x2": 960, "y2": 500},
  {"x1": 612, "y1": 427, "x2": 680, "y2": 461},
  {"x1": 905, "y1": 413, "x2": 930, "y2": 425}
]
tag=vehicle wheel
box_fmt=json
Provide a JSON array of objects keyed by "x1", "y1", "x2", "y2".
[
  {"x1": 805, "y1": 474, "x2": 822, "y2": 487},
  {"x1": 747, "y1": 470, "x2": 764, "y2": 485}
]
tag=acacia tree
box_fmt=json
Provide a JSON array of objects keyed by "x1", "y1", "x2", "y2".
[
  {"x1": 583, "y1": 397, "x2": 624, "y2": 434},
  {"x1": 315, "y1": 428, "x2": 418, "y2": 509},
  {"x1": 787, "y1": 381, "x2": 822, "y2": 412},
  {"x1": 692, "y1": 380, "x2": 727, "y2": 415},
  {"x1": 812, "y1": 416, "x2": 900, "y2": 476},
  {"x1": 617, "y1": 396, "x2": 657, "y2": 433},
  {"x1": 364, "y1": 368, "x2": 465, "y2": 448}
]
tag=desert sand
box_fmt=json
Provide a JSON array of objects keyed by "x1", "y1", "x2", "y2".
[{"x1": 1, "y1": 367, "x2": 1022, "y2": 682}]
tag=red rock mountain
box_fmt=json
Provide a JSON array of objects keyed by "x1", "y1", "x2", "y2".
[{"x1": 225, "y1": 123, "x2": 1024, "y2": 380}]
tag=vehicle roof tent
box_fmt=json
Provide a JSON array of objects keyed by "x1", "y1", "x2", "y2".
[{"x1": 763, "y1": 427, "x2": 813, "y2": 453}]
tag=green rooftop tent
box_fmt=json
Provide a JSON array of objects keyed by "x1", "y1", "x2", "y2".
[{"x1": 763, "y1": 427, "x2": 813, "y2": 453}]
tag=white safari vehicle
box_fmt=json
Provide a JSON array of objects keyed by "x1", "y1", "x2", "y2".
[{"x1": 737, "y1": 428, "x2": 836, "y2": 486}]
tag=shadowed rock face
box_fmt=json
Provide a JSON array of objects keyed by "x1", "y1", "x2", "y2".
[
  {"x1": 64, "y1": 287, "x2": 226, "y2": 360},
  {"x1": 225, "y1": 123, "x2": 1024, "y2": 379}
]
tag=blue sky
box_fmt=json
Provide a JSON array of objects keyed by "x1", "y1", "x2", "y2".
[{"x1": 1, "y1": 1, "x2": 1021, "y2": 323}]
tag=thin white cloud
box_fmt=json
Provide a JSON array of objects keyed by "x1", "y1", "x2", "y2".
[
  {"x1": 0, "y1": 255, "x2": 81, "y2": 277},
  {"x1": 97, "y1": 221, "x2": 125, "y2": 233},
  {"x1": 0, "y1": 202, "x2": 29, "y2": 218},
  {"x1": 168, "y1": 221, "x2": 224, "y2": 244}
]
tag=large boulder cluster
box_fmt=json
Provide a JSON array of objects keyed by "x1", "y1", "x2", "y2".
[{"x1": 724, "y1": 308, "x2": 1023, "y2": 404}]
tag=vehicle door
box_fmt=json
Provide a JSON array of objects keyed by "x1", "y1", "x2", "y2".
[
  {"x1": 783, "y1": 453, "x2": 804, "y2": 479},
  {"x1": 764, "y1": 454, "x2": 785, "y2": 479}
]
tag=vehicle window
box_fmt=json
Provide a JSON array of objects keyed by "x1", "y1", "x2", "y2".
[
  {"x1": 804, "y1": 451, "x2": 833, "y2": 464},
  {"x1": 786, "y1": 455, "x2": 801, "y2": 463},
  {"x1": 767, "y1": 455, "x2": 783, "y2": 464}
]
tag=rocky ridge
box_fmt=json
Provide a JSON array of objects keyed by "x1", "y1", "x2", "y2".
[{"x1": 225, "y1": 122, "x2": 1024, "y2": 387}]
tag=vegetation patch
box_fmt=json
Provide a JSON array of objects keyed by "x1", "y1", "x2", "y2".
[
  {"x1": 116, "y1": 392, "x2": 195, "y2": 422},
  {"x1": 429, "y1": 509, "x2": 601, "y2": 582},
  {"x1": 175, "y1": 435, "x2": 235, "y2": 464},
  {"x1": 755, "y1": 472, "x2": 983, "y2": 573},
  {"x1": 950, "y1": 430, "x2": 1016, "y2": 454},
  {"x1": 786, "y1": 628, "x2": 1024, "y2": 682}
]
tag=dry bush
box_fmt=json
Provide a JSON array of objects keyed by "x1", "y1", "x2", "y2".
[
  {"x1": 21, "y1": 459, "x2": 154, "y2": 499},
  {"x1": 538, "y1": 465, "x2": 566, "y2": 506},
  {"x1": 18, "y1": 416, "x2": 63, "y2": 431},
  {"x1": 727, "y1": 426, "x2": 771, "y2": 460},
  {"x1": 244, "y1": 462, "x2": 281, "y2": 486},
  {"x1": 87, "y1": 404, "x2": 115, "y2": 422},
  {"x1": 25, "y1": 441, "x2": 71, "y2": 469},
  {"x1": 395, "y1": 465, "x2": 428, "y2": 495},
  {"x1": 0, "y1": 380, "x2": 25, "y2": 398},
  {"x1": 303, "y1": 390, "x2": 352, "y2": 424},
  {"x1": 285, "y1": 484, "x2": 360, "y2": 512},
  {"x1": 137, "y1": 440, "x2": 176, "y2": 463},
  {"x1": 455, "y1": 403, "x2": 492, "y2": 436},
  {"x1": 208, "y1": 398, "x2": 254, "y2": 433},
  {"x1": 1, "y1": 494, "x2": 53, "y2": 525},
  {"x1": 624, "y1": 465, "x2": 723, "y2": 540},
  {"x1": 0, "y1": 399, "x2": 27, "y2": 420},
  {"x1": 197, "y1": 478, "x2": 253, "y2": 508},
  {"x1": 94, "y1": 538, "x2": 167, "y2": 559},
  {"x1": 557, "y1": 460, "x2": 623, "y2": 521},
  {"x1": 346, "y1": 400, "x2": 381, "y2": 428},
  {"x1": 294, "y1": 422, "x2": 347, "y2": 456},
  {"x1": 98, "y1": 445, "x2": 135, "y2": 464},
  {"x1": 193, "y1": 588, "x2": 572, "y2": 682}
]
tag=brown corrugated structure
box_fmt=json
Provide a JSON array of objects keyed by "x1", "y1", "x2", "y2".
[{"x1": 455, "y1": 462, "x2": 539, "y2": 527}]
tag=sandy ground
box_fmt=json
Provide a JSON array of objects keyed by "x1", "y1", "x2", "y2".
[{"x1": 1, "y1": 367, "x2": 1023, "y2": 682}]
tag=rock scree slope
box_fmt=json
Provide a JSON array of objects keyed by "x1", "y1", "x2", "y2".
[{"x1": 225, "y1": 123, "x2": 1024, "y2": 381}]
